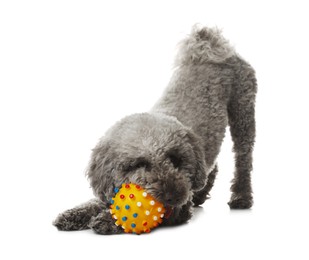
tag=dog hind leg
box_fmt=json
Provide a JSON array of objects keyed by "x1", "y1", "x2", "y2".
[{"x1": 228, "y1": 61, "x2": 257, "y2": 209}]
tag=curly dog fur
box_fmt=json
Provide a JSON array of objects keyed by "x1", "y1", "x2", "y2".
[{"x1": 53, "y1": 26, "x2": 257, "y2": 234}]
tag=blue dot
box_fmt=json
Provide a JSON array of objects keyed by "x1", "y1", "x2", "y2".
[
  {"x1": 122, "y1": 216, "x2": 127, "y2": 221},
  {"x1": 114, "y1": 187, "x2": 119, "y2": 193},
  {"x1": 110, "y1": 199, "x2": 114, "y2": 205},
  {"x1": 131, "y1": 223, "x2": 136, "y2": 228},
  {"x1": 116, "y1": 206, "x2": 120, "y2": 210},
  {"x1": 125, "y1": 205, "x2": 130, "y2": 210},
  {"x1": 133, "y1": 213, "x2": 138, "y2": 218}
]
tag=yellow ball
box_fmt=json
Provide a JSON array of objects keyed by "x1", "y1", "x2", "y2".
[{"x1": 110, "y1": 183, "x2": 166, "y2": 234}]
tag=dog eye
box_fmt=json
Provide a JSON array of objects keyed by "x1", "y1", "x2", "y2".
[
  {"x1": 168, "y1": 153, "x2": 183, "y2": 168},
  {"x1": 124, "y1": 159, "x2": 151, "y2": 172}
]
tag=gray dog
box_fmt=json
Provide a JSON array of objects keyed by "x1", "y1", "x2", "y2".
[{"x1": 53, "y1": 26, "x2": 257, "y2": 234}]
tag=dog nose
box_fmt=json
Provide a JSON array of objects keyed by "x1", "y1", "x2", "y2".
[
  {"x1": 166, "y1": 198, "x2": 180, "y2": 206},
  {"x1": 164, "y1": 194, "x2": 181, "y2": 206}
]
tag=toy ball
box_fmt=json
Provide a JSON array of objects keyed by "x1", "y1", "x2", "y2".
[{"x1": 110, "y1": 183, "x2": 166, "y2": 234}]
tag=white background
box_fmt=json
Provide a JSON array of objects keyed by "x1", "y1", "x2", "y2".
[{"x1": 1, "y1": 0, "x2": 309, "y2": 259}]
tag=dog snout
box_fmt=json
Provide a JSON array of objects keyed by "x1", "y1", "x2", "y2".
[
  {"x1": 161, "y1": 179, "x2": 190, "y2": 206},
  {"x1": 163, "y1": 193, "x2": 182, "y2": 206},
  {"x1": 143, "y1": 168, "x2": 191, "y2": 207}
]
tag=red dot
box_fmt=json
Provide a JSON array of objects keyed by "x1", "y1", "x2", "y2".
[
  {"x1": 125, "y1": 184, "x2": 130, "y2": 189},
  {"x1": 120, "y1": 194, "x2": 125, "y2": 199},
  {"x1": 129, "y1": 194, "x2": 134, "y2": 199},
  {"x1": 135, "y1": 185, "x2": 141, "y2": 189},
  {"x1": 143, "y1": 221, "x2": 148, "y2": 226}
]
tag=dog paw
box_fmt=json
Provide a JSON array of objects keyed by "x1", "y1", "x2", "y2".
[
  {"x1": 228, "y1": 198, "x2": 253, "y2": 209},
  {"x1": 53, "y1": 212, "x2": 82, "y2": 231},
  {"x1": 53, "y1": 208, "x2": 91, "y2": 231},
  {"x1": 88, "y1": 213, "x2": 123, "y2": 235}
]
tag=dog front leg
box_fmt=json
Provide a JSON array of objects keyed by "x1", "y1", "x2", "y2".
[
  {"x1": 88, "y1": 210, "x2": 123, "y2": 234},
  {"x1": 162, "y1": 201, "x2": 193, "y2": 226},
  {"x1": 53, "y1": 198, "x2": 105, "y2": 231}
]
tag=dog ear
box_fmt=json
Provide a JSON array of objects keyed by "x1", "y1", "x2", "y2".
[
  {"x1": 86, "y1": 140, "x2": 115, "y2": 203},
  {"x1": 185, "y1": 130, "x2": 208, "y2": 191}
]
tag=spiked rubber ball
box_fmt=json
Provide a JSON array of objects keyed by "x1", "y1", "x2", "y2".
[{"x1": 110, "y1": 183, "x2": 166, "y2": 234}]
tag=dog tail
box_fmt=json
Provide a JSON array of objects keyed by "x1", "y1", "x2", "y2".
[{"x1": 175, "y1": 25, "x2": 235, "y2": 66}]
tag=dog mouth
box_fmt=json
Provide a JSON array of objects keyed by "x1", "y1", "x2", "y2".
[{"x1": 164, "y1": 205, "x2": 174, "y2": 219}]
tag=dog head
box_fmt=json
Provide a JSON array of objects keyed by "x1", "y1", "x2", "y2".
[{"x1": 87, "y1": 113, "x2": 208, "y2": 207}]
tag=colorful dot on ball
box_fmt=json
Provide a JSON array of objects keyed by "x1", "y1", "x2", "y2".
[
  {"x1": 125, "y1": 184, "x2": 130, "y2": 189},
  {"x1": 122, "y1": 216, "x2": 127, "y2": 221},
  {"x1": 116, "y1": 205, "x2": 120, "y2": 210},
  {"x1": 125, "y1": 205, "x2": 130, "y2": 210},
  {"x1": 114, "y1": 187, "x2": 119, "y2": 193},
  {"x1": 131, "y1": 223, "x2": 136, "y2": 228},
  {"x1": 129, "y1": 194, "x2": 134, "y2": 199},
  {"x1": 120, "y1": 194, "x2": 125, "y2": 199},
  {"x1": 133, "y1": 213, "x2": 138, "y2": 218}
]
